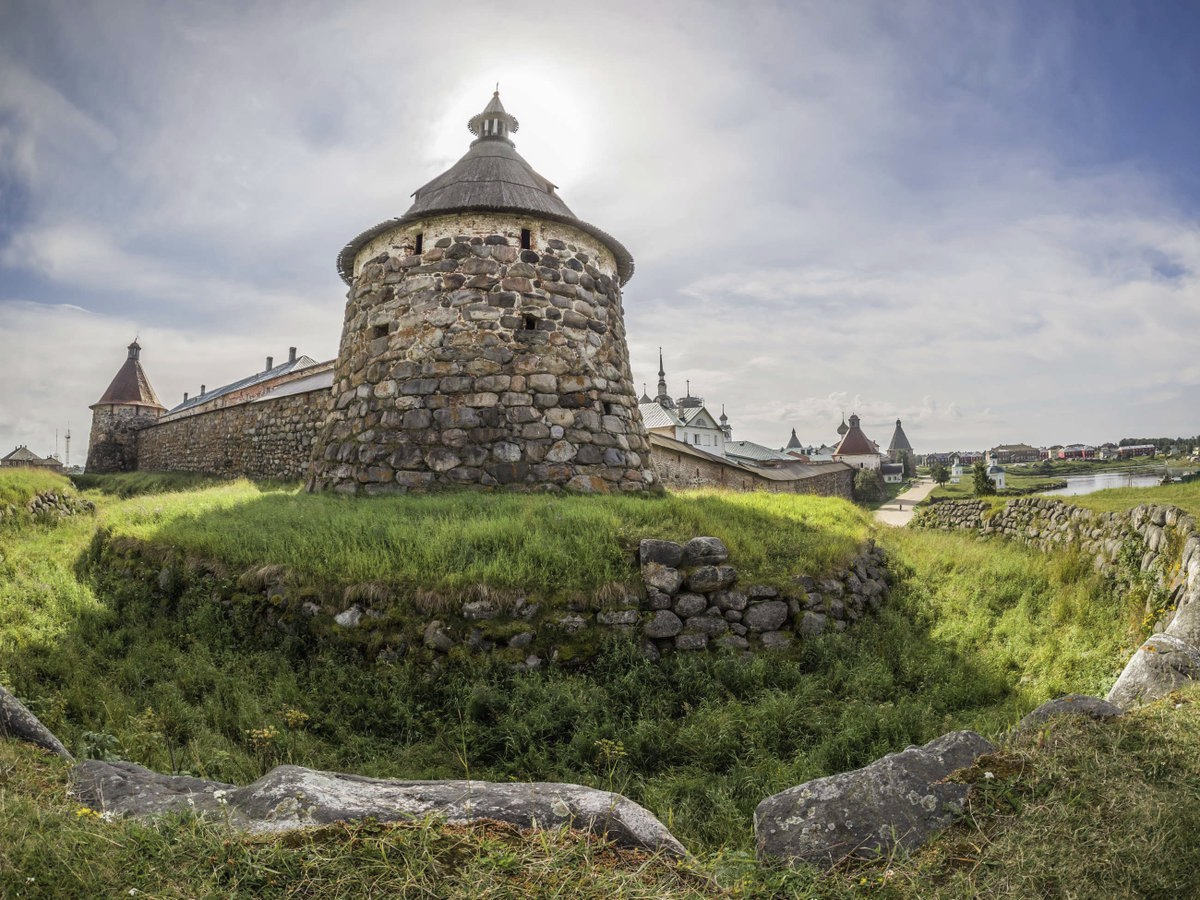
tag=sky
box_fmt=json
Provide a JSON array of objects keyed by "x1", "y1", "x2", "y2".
[{"x1": 1, "y1": 0, "x2": 1198, "y2": 464}]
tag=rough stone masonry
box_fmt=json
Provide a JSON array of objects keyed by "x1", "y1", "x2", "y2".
[{"x1": 307, "y1": 92, "x2": 655, "y2": 494}]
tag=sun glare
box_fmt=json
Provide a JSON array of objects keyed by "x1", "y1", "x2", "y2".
[{"x1": 429, "y1": 65, "x2": 599, "y2": 194}]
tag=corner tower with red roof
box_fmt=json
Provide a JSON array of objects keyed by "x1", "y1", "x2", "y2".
[{"x1": 86, "y1": 340, "x2": 166, "y2": 472}]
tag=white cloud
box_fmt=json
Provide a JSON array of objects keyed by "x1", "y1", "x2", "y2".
[{"x1": 1, "y1": 0, "x2": 1197, "y2": 461}]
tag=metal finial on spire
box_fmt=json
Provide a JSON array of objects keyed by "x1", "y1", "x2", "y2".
[{"x1": 658, "y1": 347, "x2": 664, "y2": 377}]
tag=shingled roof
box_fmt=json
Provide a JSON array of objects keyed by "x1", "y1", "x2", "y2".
[
  {"x1": 2, "y1": 445, "x2": 45, "y2": 463},
  {"x1": 833, "y1": 414, "x2": 878, "y2": 456},
  {"x1": 888, "y1": 418, "x2": 913, "y2": 453},
  {"x1": 92, "y1": 341, "x2": 165, "y2": 410},
  {"x1": 337, "y1": 91, "x2": 634, "y2": 286}
]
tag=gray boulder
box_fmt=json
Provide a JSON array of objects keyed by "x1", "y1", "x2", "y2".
[
  {"x1": 755, "y1": 731, "x2": 994, "y2": 867},
  {"x1": 681, "y1": 536, "x2": 729, "y2": 566},
  {"x1": 1014, "y1": 694, "x2": 1123, "y2": 736},
  {"x1": 1106, "y1": 633, "x2": 1200, "y2": 709},
  {"x1": 0, "y1": 685, "x2": 72, "y2": 760},
  {"x1": 643, "y1": 609, "x2": 683, "y2": 639},
  {"x1": 639, "y1": 539, "x2": 683, "y2": 568},
  {"x1": 642, "y1": 562, "x2": 683, "y2": 596},
  {"x1": 72, "y1": 761, "x2": 686, "y2": 856},
  {"x1": 743, "y1": 600, "x2": 788, "y2": 633},
  {"x1": 686, "y1": 565, "x2": 737, "y2": 593},
  {"x1": 1164, "y1": 580, "x2": 1200, "y2": 646}
]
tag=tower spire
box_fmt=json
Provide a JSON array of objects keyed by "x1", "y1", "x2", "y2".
[
  {"x1": 467, "y1": 89, "x2": 519, "y2": 146},
  {"x1": 655, "y1": 347, "x2": 674, "y2": 408}
]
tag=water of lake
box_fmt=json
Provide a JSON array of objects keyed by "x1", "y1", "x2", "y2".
[{"x1": 1042, "y1": 472, "x2": 1165, "y2": 496}]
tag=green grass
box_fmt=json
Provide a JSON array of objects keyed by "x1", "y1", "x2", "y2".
[
  {"x1": 0, "y1": 468, "x2": 74, "y2": 511},
  {"x1": 0, "y1": 476, "x2": 1174, "y2": 894},
  {"x1": 87, "y1": 480, "x2": 872, "y2": 601},
  {"x1": 71, "y1": 470, "x2": 242, "y2": 497},
  {"x1": 1056, "y1": 479, "x2": 1200, "y2": 520},
  {"x1": 8, "y1": 687, "x2": 1200, "y2": 898}
]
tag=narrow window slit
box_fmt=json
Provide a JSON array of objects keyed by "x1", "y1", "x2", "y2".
[
  {"x1": 371, "y1": 324, "x2": 388, "y2": 340},
  {"x1": 522, "y1": 314, "x2": 538, "y2": 330},
  {"x1": 520, "y1": 228, "x2": 531, "y2": 250},
  {"x1": 414, "y1": 233, "x2": 424, "y2": 255}
]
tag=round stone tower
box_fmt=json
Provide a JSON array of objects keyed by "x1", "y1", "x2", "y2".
[
  {"x1": 86, "y1": 340, "x2": 166, "y2": 473},
  {"x1": 308, "y1": 91, "x2": 655, "y2": 494}
]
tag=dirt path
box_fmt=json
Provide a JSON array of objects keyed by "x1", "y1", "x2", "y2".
[{"x1": 874, "y1": 478, "x2": 939, "y2": 527}]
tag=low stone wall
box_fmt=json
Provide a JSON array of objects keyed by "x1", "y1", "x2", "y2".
[
  {"x1": 136, "y1": 389, "x2": 332, "y2": 480},
  {"x1": 0, "y1": 489, "x2": 94, "y2": 526},
  {"x1": 308, "y1": 536, "x2": 892, "y2": 666},
  {"x1": 115, "y1": 533, "x2": 892, "y2": 669}
]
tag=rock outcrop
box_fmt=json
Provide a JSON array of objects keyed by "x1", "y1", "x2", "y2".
[
  {"x1": 0, "y1": 685, "x2": 73, "y2": 759},
  {"x1": 1013, "y1": 694, "x2": 1124, "y2": 736},
  {"x1": 754, "y1": 731, "x2": 994, "y2": 867},
  {"x1": 72, "y1": 761, "x2": 686, "y2": 857}
]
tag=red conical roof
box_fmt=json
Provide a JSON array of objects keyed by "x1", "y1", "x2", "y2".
[
  {"x1": 93, "y1": 341, "x2": 165, "y2": 410},
  {"x1": 833, "y1": 414, "x2": 877, "y2": 456}
]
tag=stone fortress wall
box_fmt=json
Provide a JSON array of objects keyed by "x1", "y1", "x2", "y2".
[
  {"x1": 308, "y1": 212, "x2": 653, "y2": 495},
  {"x1": 137, "y1": 388, "x2": 332, "y2": 481},
  {"x1": 650, "y1": 437, "x2": 854, "y2": 499}
]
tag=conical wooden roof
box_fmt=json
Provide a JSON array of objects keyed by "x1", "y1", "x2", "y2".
[
  {"x1": 337, "y1": 91, "x2": 634, "y2": 286},
  {"x1": 93, "y1": 341, "x2": 165, "y2": 410},
  {"x1": 888, "y1": 418, "x2": 913, "y2": 453}
]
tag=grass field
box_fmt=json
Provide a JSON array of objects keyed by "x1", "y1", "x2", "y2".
[{"x1": 0, "y1": 469, "x2": 1192, "y2": 896}]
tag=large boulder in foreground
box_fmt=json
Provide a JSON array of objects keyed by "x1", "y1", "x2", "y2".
[
  {"x1": 755, "y1": 731, "x2": 993, "y2": 867},
  {"x1": 72, "y1": 761, "x2": 686, "y2": 857},
  {"x1": 1106, "y1": 633, "x2": 1200, "y2": 710},
  {"x1": 0, "y1": 684, "x2": 72, "y2": 760}
]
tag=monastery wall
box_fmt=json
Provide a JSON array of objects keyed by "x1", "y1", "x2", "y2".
[
  {"x1": 136, "y1": 389, "x2": 331, "y2": 480},
  {"x1": 651, "y1": 442, "x2": 854, "y2": 500}
]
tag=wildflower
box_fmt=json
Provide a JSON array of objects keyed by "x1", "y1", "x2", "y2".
[
  {"x1": 983, "y1": 771, "x2": 995, "y2": 780},
  {"x1": 282, "y1": 708, "x2": 311, "y2": 730}
]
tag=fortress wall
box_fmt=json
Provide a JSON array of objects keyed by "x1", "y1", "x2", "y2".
[
  {"x1": 136, "y1": 388, "x2": 332, "y2": 480},
  {"x1": 651, "y1": 444, "x2": 854, "y2": 500}
]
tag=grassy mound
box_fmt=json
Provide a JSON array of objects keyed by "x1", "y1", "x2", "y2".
[
  {"x1": 0, "y1": 469, "x2": 75, "y2": 519},
  {"x1": 87, "y1": 480, "x2": 872, "y2": 600},
  {"x1": 71, "y1": 470, "x2": 234, "y2": 497},
  {"x1": 0, "y1": 476, "x2": 1176, "y2": 895}
]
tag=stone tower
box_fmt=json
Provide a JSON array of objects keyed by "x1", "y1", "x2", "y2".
[
  {"x1": 86, "y1": 340, "x2": 166, "y2": 472},
  {"x1": 308, "y1": 91, "x2": 655, "y2": 494}
]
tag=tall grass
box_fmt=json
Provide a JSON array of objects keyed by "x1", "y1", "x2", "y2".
[
  {"x1": 92, "y1": 482, "x2": 872, "y2": 599},
  {"x1": 1, "y1": 491, "x2": 1143, "y2": 854},
  {"x1": 0, "y1": 468, "x2": 73, "y2": 509}
]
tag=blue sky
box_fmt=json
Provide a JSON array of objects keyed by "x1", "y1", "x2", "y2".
[{"x1": 1, "y1": 0, "x2": 1197, "y2": 463}]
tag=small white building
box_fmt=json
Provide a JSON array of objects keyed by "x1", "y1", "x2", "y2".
[
  {"x1": 986, "y1": 460, "x2": 1006, "y2": 490},
  {"x1": 950, "y1": 456, "x2": 963, "y2": 483}
]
